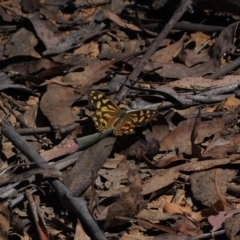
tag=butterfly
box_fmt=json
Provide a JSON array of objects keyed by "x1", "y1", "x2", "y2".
[{"x1": 88, "y1": 89, "x2": 158, "y2": 136}]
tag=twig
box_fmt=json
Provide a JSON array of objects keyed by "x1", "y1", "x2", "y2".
[
  {"x1": 0, "y1": 161, "x2": 50, "y2": 177},
  {"x1": 0, "y1": 96, "x2": 48, "y2": 144},
  {"x1": 0, "y1": 25, "x2": 17, "y2": 32},
  {"x1": 25, "y1": 189, "x2": 49, "y2": 240},
  {"x1": 198, "y1": 83, "x2": 239, "y2": 96},
  {"x1": 1, "y1": 119, "x2": 107, "y2": 240},
  {"x1": 196, "y1": 32, "x2": 217, "y2": 54},
  {"x1": 120, "y1": 14, "x2": 225, "y2": 32},
  {"x1": 114, "y1": 0, "x2": 192, "y2": 104},
  {"x1": 16, "y1": 127, "x2": 52, "y2": 135},
  {"x1": 1, "y1": 154, "x2": 78, "y2": 205},
  {"x1": 1, "y1": 92, "x2": 27, "y2": 112},
  {"x1": 208, "y1": 56, "x2": 240, "y2": 79},
  {"x1": 186, "y1": 111, "x2": 226, "y2": 118},
  {"x1": 186, "y1": 94, "x2": 234, "y2": 103},
  {"x1": 6, "y1": 188, "x2": 38, "y2": 207},
  {"x1": 187, "y1": 230, "x2": 225, "y2": 240}
]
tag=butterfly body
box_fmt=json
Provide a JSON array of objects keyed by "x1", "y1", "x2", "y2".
[{"x1": 88, "y1": 90, "x2": 158, "y2": 136}]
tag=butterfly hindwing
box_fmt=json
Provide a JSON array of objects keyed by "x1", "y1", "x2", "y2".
[
  {"x1": 127, "y1": 109, "x2": 158, "y2": 126},
  {"x1": 113, "y1": 109, "x2": 158, "y2": 135}
]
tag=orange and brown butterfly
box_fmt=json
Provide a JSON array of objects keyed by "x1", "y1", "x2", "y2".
[{"x1": 88, "y1": 89, "x2": 158, "y2": 136}]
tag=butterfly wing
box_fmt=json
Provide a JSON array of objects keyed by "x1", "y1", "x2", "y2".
[
  {"x1": 88, "y1": 90, "x2": 121, "y2": 131},
  {"x1": 113, "y1": 109, "x2": 158, "y2": 136}
]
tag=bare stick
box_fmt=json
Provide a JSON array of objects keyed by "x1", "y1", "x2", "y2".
[
  {"x1": 1, "y1": 119, "x2": 107, "y2": 240},
  {"x1": 114, "y1": 0, "x2": 192, "y2": 104}
]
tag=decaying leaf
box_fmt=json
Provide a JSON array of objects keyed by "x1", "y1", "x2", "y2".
[
  {"x1": 159, "y1": 105, "x2": 240, "y2": 155},
  {"x1": 190, "y1": 168, "x2": 237, "y2": 207},
  {"x1": 207, "y1": 208, "x2": 240, "y2": 232},
  {"x1": 0, "y1": 205, "x2": 10, "y2": 239},
  {"x1": 142, "y1": 167, "x2": 180, "y2": 195},
  {"x1": 63, "y1": 137, "x2": 115, "y2": 195},
  {"x1": 104, "y1": 162, "x2": 146, "y2": 229}
]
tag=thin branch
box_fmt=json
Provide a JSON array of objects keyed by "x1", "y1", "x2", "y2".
[
  {"x1": 114, "y1": 0, "x2": 192, "y2": 104},
  {"x1": 1, "y1": 119, "x2": 107, "y2": 240}
]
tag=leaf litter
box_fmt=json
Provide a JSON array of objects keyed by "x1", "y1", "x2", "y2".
[{"x1": 1, "y1": 0, "x2": 240, "y2": 239}]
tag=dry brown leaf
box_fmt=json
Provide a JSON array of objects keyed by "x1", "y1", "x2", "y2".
[
  {"x1": 163, "y1": 203, "x2": 192, "y2": 215},
  {"x1": 159, "y1": 105, "x2": 240, "y2": 155},
  {"x1": 2, "y1": 142, "x2": 15, "y2": 159},
  {"x1": 142, "y1": 22, "x2": 239, "y2": 79},
  {"x1": 104, "y1": 163, "x2": 146, "y2": 229},
  {"x1": 190, "y1": 168, "x2": 237, "y2": 207},
  {"x1": 100, "y1": 156, "x2": 129, "y2": 191},
  {"x1": 148, "y1": 151, "x2": 187, "y2": 168},
  {"x1": 4, "y1": 27, "x2": 40, "y2": 58},
  {"x1": 208, "y1": 208, "x2": 240, "y2": 232},
  {"x1": 216, "y1": 96, "x2": 240, "y2": 111},
  {"x1": 63, "y1": 137, "x2": 115, "y2": 195},
  {"x1": 103, "y1": 9, "x2": 141, "y2": 32},
  {"x1": 29, "y1": 18, "x2": 73, "y2": 55},
  {"x1": 62, "y1": 60, "x2": 113, "y2": 95},
  {"x1": 74, "y1": 219, "x2": 90, "y2": 240},
  {"x1": 182, "y1": 49, "x2": 210, "y2": 67},
  {"x1": 23, "y1": 105, "x2": 38, "y2": 128},
  {"x1": 73, "y1": 41, "x2": 99, "y2": 59},
  {"x1": 179, "y1": 158, "x2": 235, "y2": 172},
  {"x1": 225, "y1": 214, "x2": 240, "y2": 239},
  {"x1": 168, "y1": 215, "x2": 202, "y2": 236},
  {"x1": 167, "y1": 75, "x2": 240, "y2": 90},
  {"x1": 142, "y1": 167, "x2": 180, "y2": 195},
  {"x1": 102, "y1": 153, "x2": 125, "y2": 169},
  {"x1": 0, "y1": 204, "x2": 10, "y2": 239},
  {"x1": 40, "y1": 83, "x2": 80, "y2": 127},
  {"x1": 151, "y1": 33, "x2": 187, "y2": 63},
  {"x1": 203, "y1": 132, "x2": 240, "y2": 159}
]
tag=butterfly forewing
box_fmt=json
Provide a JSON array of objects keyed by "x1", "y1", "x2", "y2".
[{"x1": 88, "y1": 90, "x2": 121, "y2": 131}]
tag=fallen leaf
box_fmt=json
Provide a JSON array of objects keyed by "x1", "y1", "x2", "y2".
[
  {"x1": 0, "y1": 204, "x2": 10, "y2": 239},
  {"x1": 40, "y1": 83, "x2": 80, "y2": 127},
  {"x1": 208, "y1": 208, "x2": 240, "y2": 232},
  {"x1": 63, "y1": 137, "x2": 115, "y2": 195},
  {"x1": 142, "y1": 167, "x2": 180, "y2": 195},
  {"x1": 190, "y1": 168, "x2": 237, "y2": 207},
  {"x1": 224, "y1": 213, "x2": 240, "y2": 239},
  {"x1": 163, "y1": 203, "x2": 192, "y2": 215},
  {"x1": 74, "y1": 219, "x2": 90, "y2": 240},
  {"x1": 104, "y1": 162, "x2": 146, "y2": 229},
  {"x1": 4, "y1": 27, "x2": 40, "y2": 58},
  {"x1": 103, "y1": 9, "x2": 141, "y2": 32}
]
